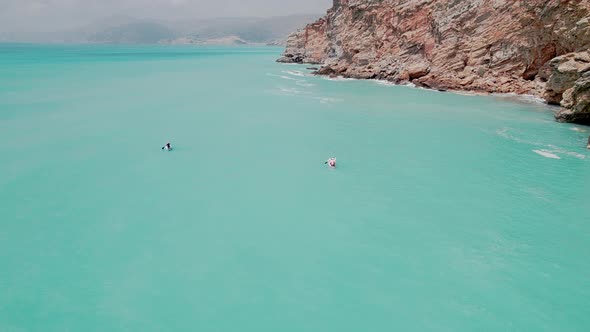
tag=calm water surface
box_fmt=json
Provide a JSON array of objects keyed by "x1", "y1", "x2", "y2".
[{"x1": 1, "y1": 44, "x2": 589, "y2": 331}]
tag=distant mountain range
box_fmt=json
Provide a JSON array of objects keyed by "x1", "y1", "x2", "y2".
[
  {"x1": 88, "y1": 21, "x2": 176, "y2": 44},
  {"x1": 0, "y1": 14, "x2": 320, "y2": 45}
]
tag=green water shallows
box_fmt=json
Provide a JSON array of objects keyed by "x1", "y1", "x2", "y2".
[{"x1": 0, "y1": 44, "x2": 589, "y2": 331}]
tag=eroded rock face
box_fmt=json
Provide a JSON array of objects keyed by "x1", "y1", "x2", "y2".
[
  {"x1": 555, "y1": 72, "x2": 590, "y2": 124},
  {"x1": 544, "y1": 52, "x2": 590, "y2": 105},
  {"x1": 279, "y1": 0, "x2": 590, "y2": 122},
  {"x1": 277, "y1": 18, "x2": 328, "y2": 64}
]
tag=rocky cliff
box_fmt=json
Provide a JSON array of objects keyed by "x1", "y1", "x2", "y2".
[{"x1": 278, "y1": 0, "x2": 590, "y2": 124}]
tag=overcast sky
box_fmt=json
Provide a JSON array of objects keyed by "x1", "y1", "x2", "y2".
[{"x1": 0, "y1": 0, "x2": 332, "y2": 32}]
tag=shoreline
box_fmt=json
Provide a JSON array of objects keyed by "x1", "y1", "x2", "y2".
[
  {"x1": 308, "y1": 68, "x2": 589, "y2": 150},
  {"x1": 277, "y1": 63, "x2": 590, "y2": 151},
  {"x1": 289, "y1": 65, "x2": 556, "y2": 109},
  {"x1": 277, "y1": 0, "x2": 590, "y2": 127}
]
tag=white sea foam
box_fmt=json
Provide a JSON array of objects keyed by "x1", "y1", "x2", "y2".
[
  {"x1": 275, "y1": 87, "x2": 302, "y2": 96},
  {"x1": 498, "y1": 128, "x2": 586, "y2": 160},
  {"x1": 373, "y1": 79, "x2": 416, "y2": 87},
  {"x1": 533, "y1": 150, "x2": 561, "y2": 159},
  {"x1": 317, "y1": 97, "x2": 340, "y2": 104},
  {"x1": 323, "y1": 76, "x2": 358, "y2": 82},
  {"x1": 374, "y1": 80, "x2": 394, "y2": 86},
  {"x1": 546, "y1": 145, "x2": 587, "y2": 160},
  {"x1": 280, "y1": 87, "x2": 299, "y2": 93},
  {"x1": 496, "y1": 127, "x2": 543, "y2": 146},
  {"x1": 296, "y1": 81, "x2": 315, "y2": 87},
  {"x1": 313, "y1": 69, "x2": 551, "y2": 107},
  {"x1": 283, "y1": 70, "x2": 306, "y2": 77},
  {"x1": 453, "y1": 90, "x2": 481, "y2": 97},
  {"x1": 492, "y1": 93, "x2": 546, "y2": 104},
  {"x1": 570, "y1": 127, "x2": 588, "y2": 132},
  {"x1": 266, "y1": 73, "x2": 298, "y2": 81},
  {"x1": 566, "y1": 152, "x2": 587, "y2": 160}
]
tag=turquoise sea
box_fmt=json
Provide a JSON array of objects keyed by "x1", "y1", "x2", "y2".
[{"x1": 1, "y1": 44, "x2": 589, "y2": 331}]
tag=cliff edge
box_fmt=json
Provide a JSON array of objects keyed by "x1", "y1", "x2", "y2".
[{"x1": 278, "y1": 0, "x2": 590, "y2": 124}]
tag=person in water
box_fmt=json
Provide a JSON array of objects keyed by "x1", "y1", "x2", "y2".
[
  {"x1": 162, "y1": 142, "x2": 172, "y2": 151},
  {"x1": 325, "y1": 157, "x2": 336, "y2": 168}
]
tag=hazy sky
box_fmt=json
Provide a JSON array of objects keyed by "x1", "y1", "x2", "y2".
[{"x1": 0, "y1": 0, "x2": 332, "y2": 32}]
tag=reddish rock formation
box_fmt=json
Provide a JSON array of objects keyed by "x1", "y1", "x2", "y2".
[
  {"x1": 544, "y1": 52, "x2": 590, "y2": 105},
  {"x1": 277, "y1": 18, "x2": 328, "y2": 64},
  {"x1": 545, "y1": 51, "x2": 590, "y2": 124},
  {"x1": 279, "y1": 0, "x2": 590, "y2": 123},
  {"x1": 555, "y1": 71, "x2": 590, "y2": 124}
]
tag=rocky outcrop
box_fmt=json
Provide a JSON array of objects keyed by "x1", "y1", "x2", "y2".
[
  {"x1": 279, "y1": 0, "x2": 590, "y2": 123},
  {"x1": 544, "y1": 51, "x2": 590, "y2": 124},
  {"x1": 277, "y1": 18, "x2": 328, "y2": 64},
  {"x1": 555, "y1": 71, "x2": 590, "y2": 124},
  {"x1": 544, "y1": 52, "x2": 590, "y2": 104}
]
